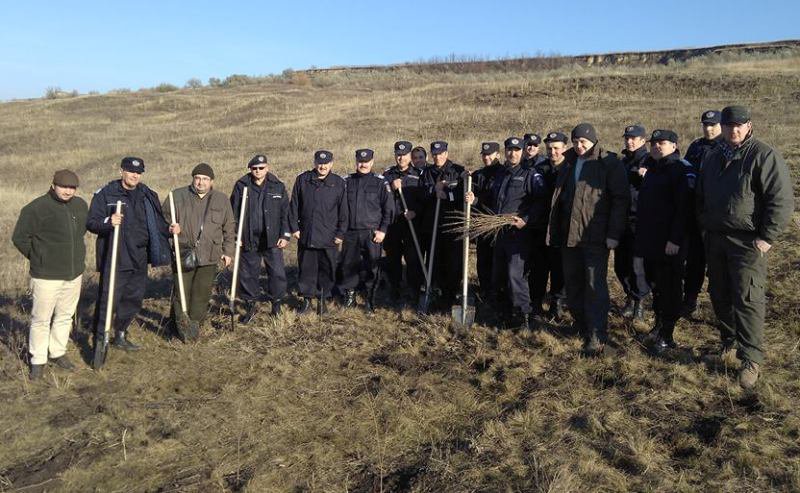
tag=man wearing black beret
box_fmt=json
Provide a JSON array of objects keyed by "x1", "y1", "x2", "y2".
[
  {"x1": 229, "y1": 154, "x2": 291, "y2": 324},
  {"x1": 522, "y1": 133, "x2": 546, "y2": 170},
  {"x1": 546, "y1": 123, "x2": 630, "y2": 356},
  {"x1": 164, "y1": 163, "x2": 236, "y2": 341},
  {"x1": 697, "y1": 105, "x2": 794, "y2": 389}
]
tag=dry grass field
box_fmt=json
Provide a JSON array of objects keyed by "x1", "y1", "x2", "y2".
[{"x1": 1, "y1": 50, "x2": 799, "y2": 492}]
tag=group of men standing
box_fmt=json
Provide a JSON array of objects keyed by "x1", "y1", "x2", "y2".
[{"x1": 12, "y1": 105, "x2": 794, "y2": 389}]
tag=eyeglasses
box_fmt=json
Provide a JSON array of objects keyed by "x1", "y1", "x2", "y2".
[{"x1": 251, "y1": 166, "x2": 267, "y2": 171}]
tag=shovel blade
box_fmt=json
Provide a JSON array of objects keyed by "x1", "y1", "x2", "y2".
[
  {"x1": 451, "y1": 305, "x2": 476, "y2": 328},
  {"x1": 417, "y1": 292, "x2": 432, "y2": 314},
  {"x1": 92, "y1": 338, "x2": 108, "y2": 370}
]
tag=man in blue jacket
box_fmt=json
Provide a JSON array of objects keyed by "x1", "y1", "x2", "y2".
[{"x1": 86, "y1": 157, "x2": 170, "y2": 364}]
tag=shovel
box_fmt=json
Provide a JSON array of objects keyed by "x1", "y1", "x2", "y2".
[
  {"x1": 451, "y1": 174, "x2": 475, "y2": 329},
  {"x1": 93, "y1": 200, "x2": 121, "y2": 370},
  {"x1": 168, "y1": 191, "x2": 190, "y2": 334},
  {"x1": 417, "y1": 196, "x2": 441, "y2": 314},
  {"x1": 397, "y1": 187, "x2": 429, "y2": 288},
  {"x1": 229, "y1": 187, "x2": 248, "y2": 331}
]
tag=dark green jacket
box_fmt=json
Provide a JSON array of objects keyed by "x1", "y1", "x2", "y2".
[
  {"x1": 163, "y1": 186, "x2": 236, "y2": 266},
  {"x1": 697, "y1": 135, "x2": 794, "y2": 244},
  {"x1": 12, "y1": 190, "x2": 88, "y2": 280}
]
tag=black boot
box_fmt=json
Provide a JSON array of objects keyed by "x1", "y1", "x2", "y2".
[
  {"x1": 112, "y1": 330, "x2": 141, "y2": 351},
  {"x1": 239, "y1": 301, "x2": 258, "y2": 324},
  {"x1": 651, "y1": 319, "x2": 677, "y2": 355},
  {"x1": 622, "y1": 297, "x2": 635, "y2": 318},
  {"x1": 365, "y1": 286, "x2": 377, "y2": 313},
  {"x1": 30, "y1": 364, "x2": 44, "y2": 380},
  {"x1": 342, "y1": 289, "x2": 356, "y2": 308},
  {"x1": 271, "y1": 300, "x2": 283, "y2": 316},
  {"x1": 50, "y1": 355, "x2": 76, "y2": 371},
  {"x1": 509, "y1": 308, "x2": 530, "y2": 331},
  {"x1": 297, "y1": 297, "x2": 312, "y2": 314}
]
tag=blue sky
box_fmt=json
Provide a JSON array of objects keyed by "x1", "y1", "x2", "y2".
[{"x1": 1, "y1": 0, "x2": 797, "y2": 100}]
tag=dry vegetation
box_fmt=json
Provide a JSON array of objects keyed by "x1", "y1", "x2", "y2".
[{"x1": 1, "y1": 51, "x2": 799, "y2": 492}]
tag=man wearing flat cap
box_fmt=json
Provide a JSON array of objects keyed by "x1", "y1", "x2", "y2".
[
  {"x1": 696, "y1": 105, "x2": 794, "y2": 389},
  {"x1": 230, "y1": 154, "x2": 291, "y2": 324},
  {"x1": 681, "y1": 110, "x2": 723, "y2": 318},
  {"x1": 164, "y1": 163, "x2": 236, "y2": 341},
  {"x1": 546, "y1": 123, "x2": 629, "y2": 356},
  {"x1": 471, "y1": 142, "x2": 504, "y2": 297},
  {"x1": 289, "y1": 150, "x2": 349, "y2": 315},
  {"x1": 420, "y1": 141, "x2": 468, "y2": 308},
  {"x1": 615, "y1": 123, "x2": 651, "y2": 323},
  {"x1": 337, "y1": 148, "x2": 393, "y2": 312},
  {"x1": 383, "y1": 141, "x2": 426, "y2": 301},
  {"x1": 13, "y1": 170, "x2": 88, "y2": 379},
  {"x1": 87, "y1": 157, "x2": 171, "y2": 363}
]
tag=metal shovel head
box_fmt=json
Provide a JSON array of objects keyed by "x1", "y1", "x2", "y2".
[
  {"x1": 92, "y1": 338, "x2": 109, "y2": 370},
  {"x1": 417, "y1": 290, "x2": 432, "y2": 314},
  {"x1": 451, "y1": 301, "x2": 476, "y2": 328}
]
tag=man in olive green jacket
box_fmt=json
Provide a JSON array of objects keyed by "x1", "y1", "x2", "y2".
[
  {"x1": 164, "y1": 163, "x2": 236, "y2": 341},
  {"x1": 697, "y1": 105, "x2": 794, "y2": 389},
  {"x1": 12, "y1": 170, "x2": 88, "y2": 379},
  {"x1": 547, "y1": 123, "x2": 630, "y2": 356}
]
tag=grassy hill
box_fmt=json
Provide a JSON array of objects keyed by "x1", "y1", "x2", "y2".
[{"x1": 0, "y1": 50, "x2": 799, "y2": 492}]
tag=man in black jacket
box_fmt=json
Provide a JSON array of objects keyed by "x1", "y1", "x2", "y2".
[
  {"x1": 87, "y1": 157, "x2": 170, "y2": 357},
  {"x1": 230, "y1": 154, "x2": 291, "y2": 323},
  {"x1": 471, "y1": 141, "x2": 503, "y2": 297},
  {"x1": 420, "y1": 141, "x2": 467, "y2": 307},
  {"x1": 12, "y1": 169, "x2": 88, "y2": 379},
  {"x1": 681, "y1": 110, "x2": 722, "y2": 317},
  {"x1": 338, "y1": 149, "x2": 393, "y2": 311},
  {"x1": 383, "y1": 141, "x2": 425, "y2": 300},
  {"x1": 467, "y1": 137, "x2": 548, "y2": 329},
  {"x1": 634, "y1": 130, "x2": 691, "y2": 354},
  {"x1": 521, "y1": 133, "x2": 546, "y2": 170},
  {"x1": 616, "y1": 124, "x2": 651, "y2": 322},
  {"x1": 289, "y1": 150, "x2": 348, "y2": 314}
]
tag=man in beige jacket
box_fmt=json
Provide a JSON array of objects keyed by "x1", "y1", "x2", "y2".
[{"x1": 164, "y1": 163, "x2": 236, "y2": 341}]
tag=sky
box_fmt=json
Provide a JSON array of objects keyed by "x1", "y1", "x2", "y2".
[{"x1": 1, "y1": 0, "x2": 798, "y2": 100}]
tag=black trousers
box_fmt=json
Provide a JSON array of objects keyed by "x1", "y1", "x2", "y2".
[
  {"x1": 475, "y1": 237, "x2": 494, "y2": 295},
  {"x1": 297, "y1": 246, "x2": 337, "y2": 298},
  {"x1": 94, "y1": 268, "x2": 147, "y2": 338},
  {"x1": 614, "y1": 226, "x2": 651, "y2": 301},
  {"x1": 383, "y1": 220, "x2": 424, "y2": 291},
  {"x1": 338, "y1": 229, "x2": 382, "y2": 291},
  {"x1": 432, "y1": 231, "x2": 463, "y2": 301},
  {"x1": 492, "y1": 229, "x2": 532, "y2": 313},
  {"x1": 644, "y1": 253, "x2": 685, "y2": 339},
  {"x1": 562, "y1": 245, "x2": 610, "y2": 341},
  {"x1": 683, "y1": 227, "x2": 706, "y2": 303},
  {"x1": 238, "y1": 248, "x2": 287, "y2": 302}
]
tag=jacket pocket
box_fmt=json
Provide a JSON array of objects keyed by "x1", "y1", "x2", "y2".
[{"x1": 746, "y1": 276, "x2": 764, "y2": 304}]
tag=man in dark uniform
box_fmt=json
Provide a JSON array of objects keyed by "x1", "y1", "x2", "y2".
[
  {"x1": 86, "y1": 157, "x2": 170, "y2": 361},
  {"x1": 466, "y1": 137, "x2": 547, "y2": 329},
  {"x1": 616, "y1": 124, "x2": 651, "y2": 322},
  {"x1": 681, "y1": 110, "x2": 722, "y2": 317},
  {"x1": 471, "y1": 141, "x2": 503, "y2": 297},
  {"x1": 635, "y1": 130, "x2": 691, "y2": 354},
  {"x1": 338, "y1": 149, "x2": 393, "y2": 311},
  {"x1": 697, "y1": 105, "x2": 794, "y2": 389},
  {"x1": 535, "y1": 132, "x2": 569, "y2": 320},
  {"x1": 383, "y1": 141, "x2": 425, "y2": 300},
  {"x1": 420, "y1": 141, "x2": 467, "y2": 307},
  {"x1": 230, "y1": 154, "x2": 291, "y2": 323},
  {"x1": 546, "y1": 124, "x2": 629, "y2": 356},
  {"x1": 289, "y1": 150, "x2": 348, "y2": 315},
  {"x1": 521, "y1": 133, "x2": 547, "y2": 170}
]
